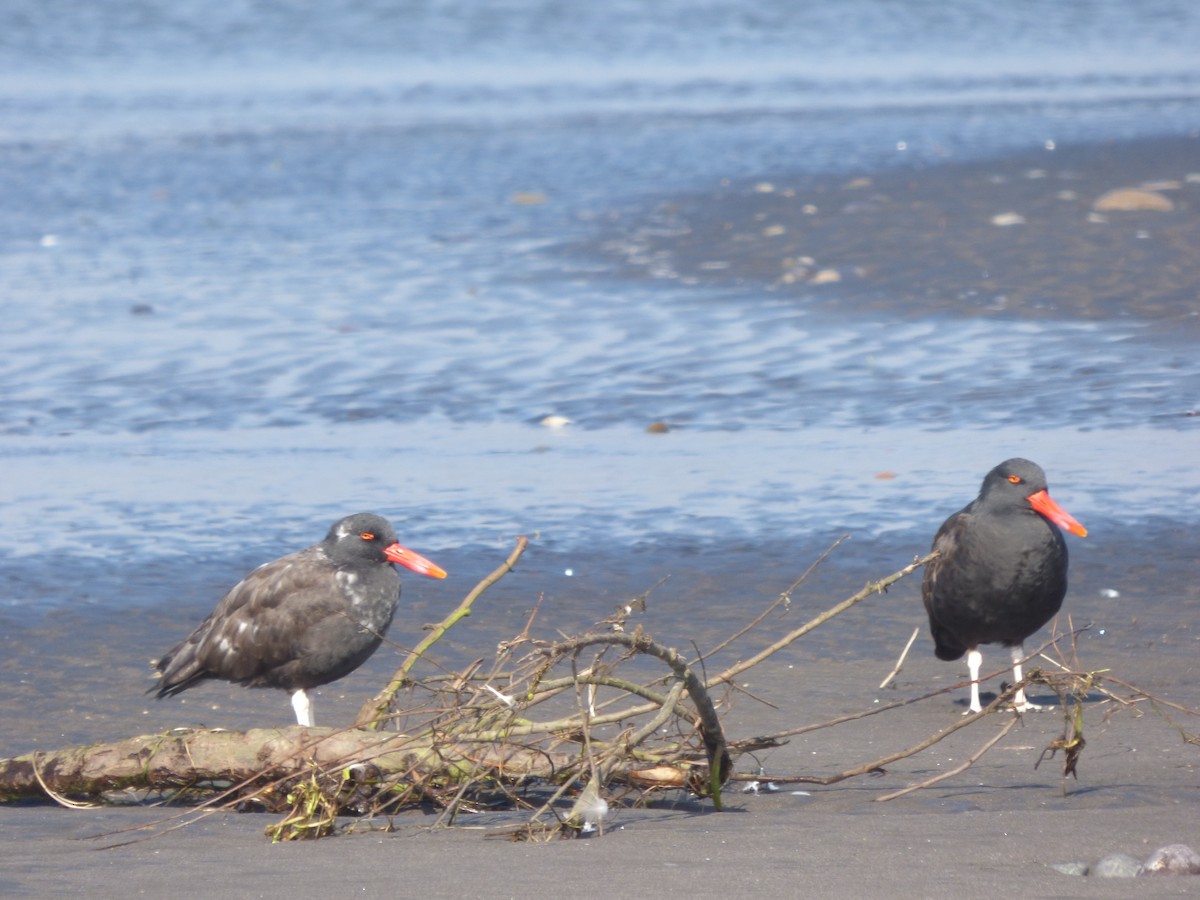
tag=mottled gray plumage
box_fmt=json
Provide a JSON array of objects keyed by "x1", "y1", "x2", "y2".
[{"x1": 153, "y1": 512, "x2": 445, "y2": 725}]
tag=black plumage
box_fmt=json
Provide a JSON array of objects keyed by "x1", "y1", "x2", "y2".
[{"x1": 922, "y1": 459, "x2": 1087, "y2": 713}]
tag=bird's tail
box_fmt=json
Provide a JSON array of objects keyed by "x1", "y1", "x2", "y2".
[{"x1": 149, "y1": 642, "x2": 210, "y2": 698}]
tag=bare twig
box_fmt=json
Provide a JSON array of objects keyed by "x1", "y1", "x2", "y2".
[
  {"x1": 879, "y1": 627, "x2": 920, "y2": 689},
  {"x1": 875, "y1": 716, "x2": 1019, "y2": 801},
  {"x1": 356, "y1": 537, "x2": 529, "y2": 728},
  {"x1": 710, "y1": 551, "x2": 938, "y2": 688},
  {"x1": 701, "y1": 535, "x2": 849, "y2": 661}
]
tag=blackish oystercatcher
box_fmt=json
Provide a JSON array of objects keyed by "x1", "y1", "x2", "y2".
[
  {"x1": 152, "y1": 512, "x2": 446, "y2": 726},
  {"x1": 922, "y1": 459, "x2": 1087, "y2": 713}
]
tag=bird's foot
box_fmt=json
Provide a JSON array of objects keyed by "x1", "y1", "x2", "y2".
[
  {"x1": 1011, "y1": 698, "x2": 1053, "y2": 713},
  {"x1": 1007, "y1": 680, "x2": 1053, "y2": 713}
]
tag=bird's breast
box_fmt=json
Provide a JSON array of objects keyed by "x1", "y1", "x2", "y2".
[{"x1": 337, "y1": 567, "x2": 401, "y2": 632}]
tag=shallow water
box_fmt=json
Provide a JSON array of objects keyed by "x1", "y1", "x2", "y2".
[{"x1": 2, "y1": 0, "x2": 1200, "y2": 612}]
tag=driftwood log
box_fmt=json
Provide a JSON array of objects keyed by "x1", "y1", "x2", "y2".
[{"x1": 0, "y1": 726, "x2": 690, "y2": 800}]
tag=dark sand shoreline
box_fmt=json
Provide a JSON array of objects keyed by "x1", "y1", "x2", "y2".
[
  {"x1": 594, "y1": 132, "x2": 1200, "y2": 337},
  {"x1": 3, "y1": 133, "x2": 1199, "y2": 896},
  {"x1": 3, "y1": 523, "x2": 1196, "y2": 896}
]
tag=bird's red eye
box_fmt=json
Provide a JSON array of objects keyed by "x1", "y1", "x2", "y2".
[
  {"x1": 360, "y1": 532, "x2": 375, "y2": 541},
  {"x1": 1007, "y1": 474, "x2": 1021, "y2": 484}
]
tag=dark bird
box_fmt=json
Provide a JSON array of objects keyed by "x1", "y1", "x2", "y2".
[
  {"x1": 922, "y1": 459, "x2": 1087, "y2": 713},
  {"x1": 152, "y1": 512, "x2": 446, "y2": 726}
]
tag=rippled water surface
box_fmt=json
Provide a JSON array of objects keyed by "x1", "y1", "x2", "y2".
[{"x1": 2, "y1": 0, "x2": 1200, "y2": 610}]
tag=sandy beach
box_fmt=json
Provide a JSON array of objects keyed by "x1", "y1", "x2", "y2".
[{"x1": 3, "y1": 117, "x2": 1200, "y2": 895}]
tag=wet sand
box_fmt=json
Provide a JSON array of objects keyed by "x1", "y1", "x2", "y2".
[
  {"x1": 598, "y1": 132, "x2": 1200, "y2": 338},
  {"x1": 3, "y1": 134, "x2": 1200, "y2": 895},
  {"x1": 3, "y1": 520, "x2": 1197, "y2": 896}
]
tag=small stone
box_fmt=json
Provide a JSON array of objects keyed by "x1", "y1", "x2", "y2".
[
  {"x1": 810, "y1": 269, "x2": 841, "y2": 284},
  {"x1": 1143, "y1": 844, "x2": 1200, "y2": 875},
  {"x1": 762, "y1": 224, "x2": 787, "y2": 237},
  {"x1": 540, "y1": 415, "x2": 572, "y2": 429},
  {"x1": 991, "y1": 212, "x2": 1026, "y2": 226},
  {"x1": 754, "y1": 182, "x2": 775, "y2": 193},
  {"x1": 1050, "y1": 862, "x2": 1089, "y2": 876},
  {"x1": 1092, "y1": 188, "x2": 1174, "y2": 212},
  {"x1": 511, "y1": 191, "x2": 548, "y2": 205},
  {"x1": 645, "y1": 421, "x2": 670, "y2": 434},
  {"x1": 1093, "y1": 853, "x2": 1143, "y2": 878}
]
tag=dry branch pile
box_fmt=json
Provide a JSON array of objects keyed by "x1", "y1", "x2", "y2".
[{"x1": 1, "y1": 537, "x2": 1196, "y2": 842}]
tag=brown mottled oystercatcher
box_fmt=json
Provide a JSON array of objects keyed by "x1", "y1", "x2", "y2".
[
  {"x1": 152, "y1": 512, "x2": 446, "y2": 726},
  {"x1": 922, "y1": 459, "x2": 1087, "y2": 713}
]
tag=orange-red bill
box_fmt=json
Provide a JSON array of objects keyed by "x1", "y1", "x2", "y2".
[
  {"x1": 384, "y1": 543, "x2": 448, "y2": 578},
  {"x1": 1027, "y1": 489, "x2": 1088, "y2": 537}
]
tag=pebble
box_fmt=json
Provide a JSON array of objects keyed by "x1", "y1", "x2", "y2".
[
  {"x1": 1092, "y1": 188, "x2": 1174, "y2": 212},
  {"x1": 1055, "y1": 844, "x2": 1200, "y2": 878},
  {"x1": 1093, "y1": 853, "x2": 1144, "y2": 877},
  {"x1": 1050, "y1": 862, "x2": 1089, "y2": 876},
  {"x1": 1143, "y1": 844, "x2": 1200, "y2": 876},
  {"x1": 510, "y1": 191, "x2": 547, "y2": 205},
  {"x1": 991, "y1": 212, "x2": 1026, "y2": 226}
]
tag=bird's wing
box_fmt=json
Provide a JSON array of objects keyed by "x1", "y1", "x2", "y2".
[
  {"x1": 189, "y1": 547, "x2": 346, "y2": 684},
  {"x1": 922, "y1": 510, "x2": 970, "y2": 606}
]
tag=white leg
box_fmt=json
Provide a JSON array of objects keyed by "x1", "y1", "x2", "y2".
[
  {"x1": 1010, "y1": 644, "x2": 1049, "y2": 712},
  {"x1": 291, "y1": 688, "x2": 314, "y2": 726},
  {"x1": 965, "y1": 648, "x2": 983, "y2": 714}
]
